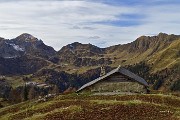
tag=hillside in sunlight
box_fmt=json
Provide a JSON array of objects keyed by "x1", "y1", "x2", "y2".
[{"x1": 0, "y1": 94, "x2": 180, "y2": 120}]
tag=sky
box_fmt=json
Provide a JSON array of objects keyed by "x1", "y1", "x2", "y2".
[{"x1": 0, "y1": 0, "x2": 180, "y2": 50}]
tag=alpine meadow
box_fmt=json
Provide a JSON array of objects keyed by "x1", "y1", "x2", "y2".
[{"x1": 0, "y1": 0, "x2": 180, "y2": 120}]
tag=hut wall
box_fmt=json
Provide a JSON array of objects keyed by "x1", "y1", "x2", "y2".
[{"x1": 87, "y1": 73, "x2": 147, "y2": 93}]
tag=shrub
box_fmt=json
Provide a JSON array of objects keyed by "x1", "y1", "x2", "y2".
[{"x1": 171, "y1": 80, "x2": 180, "y2": 91}]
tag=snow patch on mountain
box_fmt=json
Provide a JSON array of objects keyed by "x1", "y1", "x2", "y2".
[
  {"x1": 3, "y1": 56, "x2": 18, "y2": 59},
  {"x1": 8, "y1": 43, "x2": 25, "y2": 51}
]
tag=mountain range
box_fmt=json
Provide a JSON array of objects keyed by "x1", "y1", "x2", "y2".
[{"x1": 0, "y1": 33, "x2": 179, "y2": 96}]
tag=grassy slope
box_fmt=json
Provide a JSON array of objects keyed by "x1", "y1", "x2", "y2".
[
  {"x1": 58, "y1": 38, "x2": 180, "y2": 74},
  {"x1": 148, "y1": 39, "x2": 180, "y2": 73},
  {"x1": 109, "y1": 39, "x2": 180, "y2": 73},
  {"x1": 0, "y1": 94, "x2": 180, "y2": 120}
]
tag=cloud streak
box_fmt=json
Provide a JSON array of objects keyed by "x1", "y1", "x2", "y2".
[{"x1": 0, "y1": 0, "x2": 180, "y2": 50}]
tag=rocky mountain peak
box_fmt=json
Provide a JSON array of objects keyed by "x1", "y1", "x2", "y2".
[
  {"x1": 15, "y1": 33, "x2": 38, "y2": 42},
  {"x1": 120, "y1": 33, "x2": 180, "y2": 54},
  {"x1": 157, "y1": 32, "x2": 168, "y2": 37},
  {"x1": 69, "y1": 42, "x2": 82, "y2": 46},
  {"x1": 0, "y1": 33, "x2": 56, "y2": 59},
  {"x1": 59, "y1": 42, "x2": 104, "y2": 55},
  {"x1": 66, "y1": 42, "x2": 96, "y2": 49},
  {"x1": 56, "y1": 42, "x2": 108, "y2": 66},
  {"x1": 136, "y1": 33, "x2": 178, "y2": 41}
]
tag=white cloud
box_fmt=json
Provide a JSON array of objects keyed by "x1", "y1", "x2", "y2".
[{"x1": 0, "y1": 0, "x2": 180, "y2": 50}]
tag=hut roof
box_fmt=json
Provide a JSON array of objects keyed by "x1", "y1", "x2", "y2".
[{"x1": 76, "y1": 66, "x2": 148, "y2": 92}]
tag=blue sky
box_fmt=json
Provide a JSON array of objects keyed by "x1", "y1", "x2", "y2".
[{"x1": 0, "y1": 0, "x2": 180, "y2": 50}]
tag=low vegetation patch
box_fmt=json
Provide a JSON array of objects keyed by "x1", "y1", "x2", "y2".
[{"x1": 0, "y1": 94, "x2": 179, "y2": 120}]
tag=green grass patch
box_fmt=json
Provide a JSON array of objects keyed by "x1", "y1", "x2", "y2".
[{"x1": 24, "y1": 105, "x2": 82, "y2": 120}]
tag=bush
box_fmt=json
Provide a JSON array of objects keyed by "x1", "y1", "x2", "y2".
[{"x1": 171, "y1": 80, "x2": 180, "y2": 91}]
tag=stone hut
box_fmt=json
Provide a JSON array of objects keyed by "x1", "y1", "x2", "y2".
[{"x1": 76, "y1": 66, "x2": 149, "y2": 94}]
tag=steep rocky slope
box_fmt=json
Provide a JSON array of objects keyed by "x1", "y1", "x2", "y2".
[
  {"x1": 57, "y1": 33, "x2": 180, "y2": 67},
  {"x1": 56, "y1": 42, "x2": 111, "y2": 66},
  {"x1": 104, "y1": 33, "x2": 180, "y2": 66},
  {"x1": 0, "y1": 33, "x2": 56, "y2": 59},
  {"x1": 0, "y1": 33, "x2": 56, "y2": 75}
]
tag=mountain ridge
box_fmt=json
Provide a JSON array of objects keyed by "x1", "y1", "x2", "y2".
[
  {"x1": 0, "y1": 32, "x2": 179, "y2": 99},
  {"x1": 0, "y1": 32, "x2": 179, "y2": 73}
]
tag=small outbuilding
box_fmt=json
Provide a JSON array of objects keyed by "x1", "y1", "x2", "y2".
[{"x1": 76, "y1": 66, "x2": 149, "y2": 94}]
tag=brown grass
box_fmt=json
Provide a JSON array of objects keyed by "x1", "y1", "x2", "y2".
[{"x1": 0, "y1": 94, "x2": 179, "y2": 120}]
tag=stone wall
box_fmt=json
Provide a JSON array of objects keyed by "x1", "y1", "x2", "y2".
[
  {"x1": 83, "y1": 73, "x2": 147, "y2": 94},
  {"x1": 90, "y1": 81, "x2": 146, "y2": 93}
]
